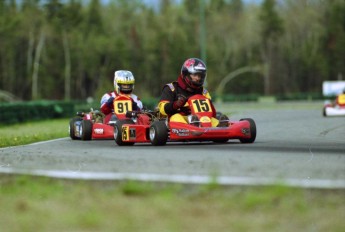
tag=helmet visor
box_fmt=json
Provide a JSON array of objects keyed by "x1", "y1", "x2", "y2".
[{"x1": 119, "y1": 84, "x2": 133, "y2": 93}]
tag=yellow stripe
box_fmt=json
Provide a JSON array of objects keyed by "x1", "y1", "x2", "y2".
[{"x1": 158, "y1": 101, "x2": 168, "y2": 116}]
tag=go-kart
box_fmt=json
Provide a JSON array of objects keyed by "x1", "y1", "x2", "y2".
[
  {"x1": 69, "y1": 95, "x2": 148, "y2": 140},
  {"x1": 113, "y1": 109, "x2": 159, "y2": 145},
  {"x1": 114, "y1": 94, "x2": 256, "y2": 146},
  {"x1": 323, "y1": 100, "x2": 345, "y2": 117},
  {"x1": 69, "y1": 109, "x2": 113, "y2": 140}
]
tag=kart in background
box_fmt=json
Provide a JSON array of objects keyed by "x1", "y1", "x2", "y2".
[
  {"x1": 323, "y1": 100, "x2": 345, "y2": 117},
  {"x1": 114, "y1": 94, "x2": 256, "y2": 146},
  {"x1": 69, "y1": 95, "x2": 148, "y2": 140},
  {"x1": 69, "y1": 109, "x2": 113, "y2": 140}
]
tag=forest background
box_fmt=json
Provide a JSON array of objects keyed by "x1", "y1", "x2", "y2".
[{"x1": 0, "y1": 0, "x2": 344, "y2": 103}]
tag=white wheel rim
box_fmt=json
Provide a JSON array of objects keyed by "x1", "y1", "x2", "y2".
[
  {"x1": 114, "y1": 127, "x2": 118, "y2": 139},
  {"x1": 149, "y1": 127, "x2": 155, "y2": 141}
]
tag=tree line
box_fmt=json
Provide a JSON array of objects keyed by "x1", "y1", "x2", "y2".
[{"x1": 0, "y1": 0, "x2": 344, "y2": 102}]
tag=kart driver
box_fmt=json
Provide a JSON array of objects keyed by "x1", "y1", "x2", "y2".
[
  {"x1": 158, "y1": 57, "x2": 227, "y2": 127},
  {"x1": 100, "y1": 70, "x2": 143, "y2": 122}
]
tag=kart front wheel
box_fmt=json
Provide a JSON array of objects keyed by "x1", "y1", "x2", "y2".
[
  {"x1": 149, "y1": 121, "x2": 168, "y2": 146},
  {"x1": 239, "y1": 118, "x2": 256, "y2": 143},
  {"x1": 81, "y1": 120, "x2": 93, "y2": 140},
  {"x1": 69, "y1": 117, "x2": 82, "y2": 140},
  {"x1": 114, "y1": 120, "x2": 135, "y2": 146}
]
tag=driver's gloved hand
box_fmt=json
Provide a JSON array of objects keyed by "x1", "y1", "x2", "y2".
[
  {"x1": 173, "y1": 94, "x2": 187, "y2": 110},
  {"x1": 126, "y1": 111, "x2": 138, "y2": 118}
]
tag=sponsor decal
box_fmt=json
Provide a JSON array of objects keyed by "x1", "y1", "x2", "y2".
[
  {"x1": 94, "y1": 128, "x2": 104, "y2": 134},
  {"x1": 122, "y1": 126, "x2": 129, "y2": 141},
  {"x1": 171, "y1": 128, "x2": 190, "y2": 137}
]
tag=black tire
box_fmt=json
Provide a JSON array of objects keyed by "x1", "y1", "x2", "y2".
[
  {"x1": 239, "y1": 118, "x2": 256, "y2": 143},
  {"x1": 81, "y1": 120, "x2": 93, "y2": 140},
  {"x1": 149, "y1": 121, "x2": 168, "y2": 146},
  {"x1": 114, "y1": 119, "x2": 135, "y2": 146},
  {"x1": 323, "y1": 107, "x2": 327, "y2": 117},
  {"x1": 69, "y1": 117, "x2": 82, "y2": 140}
]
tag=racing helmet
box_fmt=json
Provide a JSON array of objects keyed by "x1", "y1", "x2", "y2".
[
  {"x1": 181, "y1": 58, "x2": 207, "y2": 89},
  {"x1": 114, "y1": 70, "x2": 135, "y2": 94}
]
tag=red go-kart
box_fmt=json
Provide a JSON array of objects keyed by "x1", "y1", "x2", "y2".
[
  {"x1": 114, "y1": 94, "x2": 256, "y2": 146},
  {"x1": 69, "y1": 95, "x2": 152, "y2": 140}
]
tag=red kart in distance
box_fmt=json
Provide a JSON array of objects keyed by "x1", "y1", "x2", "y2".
[
  {"x1": 114, "y1": 94, "x2": 256, "y2": 146},
  {"x1": 69, "y1": 95, "x2": 152, "y2": 140}
]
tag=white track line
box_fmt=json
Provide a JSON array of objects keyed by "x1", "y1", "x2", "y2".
[
  {"x1": 0, "y1": 138, "x2": 68, "y2": 150},
  {"x1": 0, "y1": 167, "x2": 344, "y2": 189},
  {"x1": 28, "y1": 138, "x2": 68, "y2": 146}
]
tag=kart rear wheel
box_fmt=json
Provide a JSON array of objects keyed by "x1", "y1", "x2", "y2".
[
  {"x1": 81, "y1": 120, "x2": 93, "y2": 140},
  {"x1": 149, "y1": 121, "x2": 168, "y2": 146},
  {"x1": 114, "y1": 119, "x2": 135, "y2": 146},
  {"x1": 239, "y1": 118, "x2": 256, "y2": 143},
  {"x1": 69, "y1": 117, "x2": 82, "y2": 140}
]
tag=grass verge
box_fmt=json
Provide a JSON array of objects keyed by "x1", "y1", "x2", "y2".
[
  {"x1": 0, "y1": 118, "x2": 69, "y2": 148},
  {"x1": 0, "y1": 175, "x2": 344, "y2": 232}
]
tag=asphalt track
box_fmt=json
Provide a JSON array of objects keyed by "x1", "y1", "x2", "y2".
[{"x1": 1, "y1": 101, "x2": 344, "y2": 189}]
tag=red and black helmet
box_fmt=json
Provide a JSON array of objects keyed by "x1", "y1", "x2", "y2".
[{"x1": 181, "y1": 58, "x2": 207, "y2": 89}]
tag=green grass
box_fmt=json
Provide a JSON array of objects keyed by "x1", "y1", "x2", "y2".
[
  {"x1": 0, "y1": 116, "x2": 344, "y2": 231},
  {"x1": 0, "y1": 175, "x2": 344, "y2": 232},
  {"x1": 0, "y1": 118, "x2": 69, "y2": 148}
]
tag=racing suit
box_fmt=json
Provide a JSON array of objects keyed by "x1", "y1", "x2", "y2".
[
  {"x1": 100, "y1": 91, "x2": 143, "y2": 123},
  {"x1": 158, "y1": 75, "x2": 218, "y2": 125}
]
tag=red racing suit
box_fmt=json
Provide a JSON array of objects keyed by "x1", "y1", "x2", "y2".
[{"x1": 100, "y1": 91, "x2": 143, "y2": 115}]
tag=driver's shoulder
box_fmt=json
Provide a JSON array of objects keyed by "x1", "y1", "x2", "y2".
[
  {"x1": 165, "y1": 81, "x2": 178, "y2": 92},
  {"x1": 202, "y1": 88, "x2": 212, "y2": 99}
]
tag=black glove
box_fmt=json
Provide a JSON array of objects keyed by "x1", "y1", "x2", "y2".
[
  {"x1": 173, "y1": 94, "x2": 187, "y2": 110},
  {"x1": 126, "y1": 111, "x2": 138, "y2": 118},
  {"x1": 106, "y1": 97, "x2": 114, "y2": 107}
]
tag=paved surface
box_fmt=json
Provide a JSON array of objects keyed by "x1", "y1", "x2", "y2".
[{"x1": 1, "y1": 102, "x2": 344, "y2": 188}]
